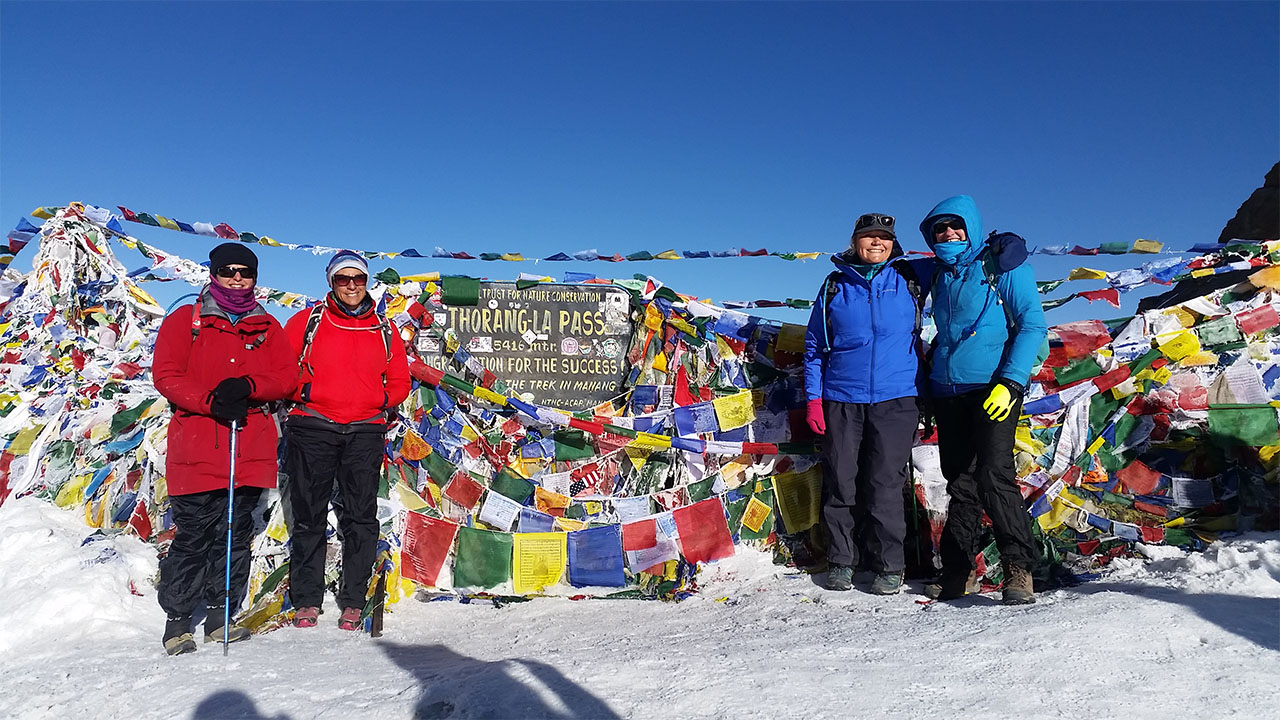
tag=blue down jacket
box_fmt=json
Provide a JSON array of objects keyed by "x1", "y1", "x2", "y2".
[
  {"x1": 919, "y1": 195, "x2": 1047, "y2": 396},
  {"x1": 803, "y1": 247, "x2": 934, "y2": 404}
]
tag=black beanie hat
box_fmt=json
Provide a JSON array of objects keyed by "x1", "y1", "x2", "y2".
[{"x1": 209, "y1": 242, "x2": 259, "y2": 273}]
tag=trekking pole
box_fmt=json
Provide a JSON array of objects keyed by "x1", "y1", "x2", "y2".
[{"x1": 223, "y1": 418, "x2": 239, "y2": 656}]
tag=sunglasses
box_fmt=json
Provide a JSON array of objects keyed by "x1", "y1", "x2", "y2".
[
  {"x1": 933, "y1": 218, "x2": 965, "y2": 235},
  {"x1": 332, "y1": 273, "x2": 368, "y2": 288},
  {"x1": 855, "y1": 213, "x2": 895, "y2": 231},
  {"x1": 215, "y1": 265, "x2": 257, "y2": 279}
]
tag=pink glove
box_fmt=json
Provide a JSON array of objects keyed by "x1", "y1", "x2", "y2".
[{"x1": 806, "y1": 398, "x2": 826, "y2": 435}]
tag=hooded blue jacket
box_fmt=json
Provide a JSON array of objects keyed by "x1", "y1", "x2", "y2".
[
  {"x1": 803, "y1": 245, "x2": 934, "y2": 404},
  {"x1": 920, "y1": 195, "x2": 1047, "y2": 396}
]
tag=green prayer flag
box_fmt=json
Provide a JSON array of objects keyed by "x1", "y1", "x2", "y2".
[
  {"x1": 1054, "y1": 357, "x2": 1102, "y2": 386},
  {"x1": 441, "y1": 276, "x2": 481, "y2": 306},
  {"x1": 490, "y1": 466, "x2": 535, "y2": 503},
  {"x1": 739, "y1": 479, "x2": 774, "y2": 541},
  {"x1": 424, "y1": 451, "x2": 457, "y2": 486},
  {"x1": 626, "y1": 251, "x2": 654, "y2": 261},
  {"x1": 453, "y1": 526, "x2": 512, "y2": 589},
  {"x1": 725, "y1": 496, "x2": 748, "y2": 535},
  {"x1": 553, "y1": 429, "x2": 594, "y2": 461},
  {"x1": 1196, "y1": 316, "x2": 1242, "y2": 347},
  {"x1": 1207, "y1": 405, "x2": 1280, "y2": 446},
  {"x1": 516, "y1": 278, "x2": 540, "y2": 290},
  {"x1": 374, "y1": 268, "x2": 401, "y2": 285},
  {"x1": 1099, "y1": 241, "x2": 1130, "y2": 255},
  {"x1": 110, "y1": 399, "x2": 155, "y2": 435},
  {"x1": 687, "y1": 475, "x2": 716, "y2": 502}
]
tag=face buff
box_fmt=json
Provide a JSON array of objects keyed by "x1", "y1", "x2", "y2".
[{"x1": 933, "y1": 241, "x2": 968, "y2": 266}]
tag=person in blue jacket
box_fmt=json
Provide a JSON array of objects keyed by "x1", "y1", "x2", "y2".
[
  {"x1": 919, "y1": 195, "x2": 1047, "y2": 605},
  {"x1": 803, "y1": 212, "x2": 933, "y2": 594}
]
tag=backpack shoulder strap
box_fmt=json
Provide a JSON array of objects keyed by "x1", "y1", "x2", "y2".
[
  {"x1": 298, "y1": 304, "x2": 326, "y2": 366},
  {"x1": 821, "y1": 271, "x2": 842, "y2": 353},
  {"x1": 889, "y1": 258, "x2": 925, "y2": 335}
]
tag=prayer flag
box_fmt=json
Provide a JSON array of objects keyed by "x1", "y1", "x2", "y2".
[
  {"x1": 453, "y1": 527, "x2": 512, "y2": 589},
  {"x1": 400, "y1": 512, "x2": 458, "y2": 587},
  {"x1": 567, "y1": 525, "x2": 626, "y2": 587},
  {"x1": 512, "y1": 532, "x2": 567, "y2": 594}
]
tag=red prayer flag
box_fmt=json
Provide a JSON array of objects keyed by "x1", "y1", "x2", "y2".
[
  {"x1": 400, "y1": 512, "x2": 458, "y2": 587},
  {"x1": 213, "y1": 223, "x2": 238, "y2": 240},
  {"x1": 673, "y1": 498, "x2": 735, "y2": 564},
  {"x1": 739, "y1": 248, "x2": 768, "y2": 257},
  {"x1": 1139, "y1": 525, "x2": 1164, "y2": 543},
  {"x1": 443, "y1": 472, "x2": 484, "y2": 510},
  {"x1": 1116, "y1": 460, "x2": 1161, "y2": 495},
  {"x1": 1236, "y1": 304, "x2": 1280, "y2": 335},
  {"x1": 1054, "y1": 320, "x2": 1112, "y2": 360},
  {"x1": 622, "y1": 518, "x2": 657, "y2": 551},
  {"x1": 128, "y1": 498, "x2": 152, "y2": 540},
  {"x1": 1077, "y1": 288, "x2": 1121, "y2": 308},
  {"x1": 1092, "y1": 366, "x2": 1131, "y2": 393}
]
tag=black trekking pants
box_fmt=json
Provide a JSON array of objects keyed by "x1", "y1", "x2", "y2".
[
  {"x1": 821, "y1": 397, "x2": 917, "y2": 572},
  {"x1": 934, "y1": 389, "x2": 1038, "y2": 572},
  {"x1": 157, "y1": 486, "x2": 263, "y2": 621},
  {"x1": 285, "y1": 422, "x2": 384, "y2": 611}
]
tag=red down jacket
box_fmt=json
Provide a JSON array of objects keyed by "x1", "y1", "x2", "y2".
[
  {"x1": 153, "y1": 291, "x2": 298, "y2": 495},
  {"x1": 284, "y1": 294, "x2": 410, "y2": 425}
]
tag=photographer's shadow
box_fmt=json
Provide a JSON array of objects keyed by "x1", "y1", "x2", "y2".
[{"x1": 380, "y1": 641, "x2": 620, "y2": 719}]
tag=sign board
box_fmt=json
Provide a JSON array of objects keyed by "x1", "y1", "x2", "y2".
[{"x1": 418, "y1": 282, "x2": 634, "y2": 410}]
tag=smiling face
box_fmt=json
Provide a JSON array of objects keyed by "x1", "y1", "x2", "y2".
[
  {"x1": 932, "y1": 217, "x2": 968, "y2": 245},
  {"x1": 331, "y1": 271, "x2": 369, "y2": 307},
  {"x1": 852, "y1": 230, "x2": 895, "y2": 264},
  {"x1": 214, "y1": 265, "x2": 255, "y2": 291}
]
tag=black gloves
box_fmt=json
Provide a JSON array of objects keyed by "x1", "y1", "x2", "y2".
[{"x1": 210, "y1": 376, "x2": 252, "y2": 423}]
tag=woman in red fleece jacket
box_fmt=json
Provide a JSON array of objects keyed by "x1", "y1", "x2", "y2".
[
  {"x1": 283, "y1": 250, "x2": 409, "y2": 631},
  {"x1": 152, "y1": 243, "x2": 297, "y2": 655}
]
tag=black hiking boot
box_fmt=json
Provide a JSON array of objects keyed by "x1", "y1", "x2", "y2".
[
  {"x1": 163, "y1": 616, "x2": 196, "y2": 656},
  {"x1": 925, "y1": 569, "x2": 979, "y2": 600}
]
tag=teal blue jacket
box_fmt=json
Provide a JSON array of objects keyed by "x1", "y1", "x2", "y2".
[{"x1": 920, "y1": 195, "x2": 1047, "y2": 396}]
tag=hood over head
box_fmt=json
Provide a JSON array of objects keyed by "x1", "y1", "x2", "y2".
[{"x1": 920, "y1": 195, "x2": 984, "y2": 266}]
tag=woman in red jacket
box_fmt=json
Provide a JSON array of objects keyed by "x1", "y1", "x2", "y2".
[
  {"x1": 284, "y1": 250, "x2": 409, "y2": 631},
  {"x1": 152, "y1": 243, "x2": 297, "y2": 655}
]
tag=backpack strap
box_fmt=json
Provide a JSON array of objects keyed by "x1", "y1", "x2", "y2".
[
  {"x1": 820, "y1": 271, "x2": 841, "y2": 353},
  {"x1": 889, "y1": 258, "x2": 927, "y2": 335}
]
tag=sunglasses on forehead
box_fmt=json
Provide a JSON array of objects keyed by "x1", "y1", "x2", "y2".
[
  {"x1": 854, "y1": 213, "x2": 895, "y2": 231},
  {"x1": 214, "y1": 265, "x2": 257, "y2": 279},
  {"x1": 933, "y1": 218, "x2": 965, "y2": 234}
]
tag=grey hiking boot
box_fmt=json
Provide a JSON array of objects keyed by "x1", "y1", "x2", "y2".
[
  {"x1": 825, "y1": 564, "x2": 854, "y2": 591},
  {"x1": 925, "y1": 569, "x2": 980, "y2": 600},
  {"x1": 204, "y1": 622, "x2": 252, "y2": 644},
  {"x1": 163, "y1": 617, "x2": 196, "y2": 656},
  {"x1": 870, "y1": 571, "x2": 904, "y2": 595},
  {"x1": 1002, "y1": 563, "x2": 1035, "y2": 605}
]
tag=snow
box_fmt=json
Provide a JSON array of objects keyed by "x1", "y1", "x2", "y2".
[{"x1": 1, "y1": 496, "x2": 1277, "y2": 720}]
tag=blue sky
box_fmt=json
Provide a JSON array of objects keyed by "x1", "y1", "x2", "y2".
[{"x1": 2, "y1": 1, "x2": 1277, "y2": 324}]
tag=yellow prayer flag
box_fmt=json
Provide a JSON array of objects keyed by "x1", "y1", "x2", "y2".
[
  {"x1": 1067, "y1": 267, "x2": 1107, "y2": 281},
  {"x1": 385, "y1": 295, "x2": 408, "y2": 317},
  {"x1": 1249, "y1": 266, "x2": 1280, "y2": 290},
  {"x1": 1085, "y1": 435, "x2": 1106, "y2": 456},
  {"x1": 500, "y1": 253, "x2": 525, "y2": 262},
  {"x1": 402, "y1": 273, "x2": 442, "y2": 284},
  {"x1": 264, "y1": 505, "x2": 292, "y2": 542},
  {"x1": 651, "y1": 351, "x2": 668, "y2": 373},
  {"x1": 633, "y1": 432, "x2": 672, "y2": 450},
  {"x1": 459, "y1": 424, "x2": 479, "y2": 442},
  {"x1": 54, "y1": 474, "x2": 91, "y2": 509},
  {"x1": 776, "y1": 323, "x2": 806, "y2": 354},
  {"x1": 1163, "y1": 306, "x2": 1197, "y2": 328},
  {"x1": 624, "y1": 445, "x2": 651, "y2": 471},
  {"x1": 8, "y1": 424, "x2": 44, "y2": 455},
  {"x1": 795, "y1": 252, "x2": 821, "y2": 261},
  {"x1": 30, "y1": 206, "x2": 55, "y2": 219},
  {"x1": 1178, "y1": 351, "x2": 1219, "y2": 367},
  {"x1": 654, "y1": 249, "x2": 681, "y2": 260},
  {"x1": 400, "y1": 429, "x2": 430, "y2": 461},
  {"x1": 715, "y1": 336, "x2": 736, "y2": 360},
  {"x1": 713, "y1": 391, "x2": 755, "y2": 431},
  {"x1": 512, "y1": 532, "x2": 567, "y2": 594},
  {"x1": 772, "y1": 466, "x2": 822, "y2": 532},
  {"x1": 1156, "y1": 329, "x2": 1201, "y2": 361},
  {"x1": 534, "y1": 486, "x2": 572, "y2": 514},
  {"x1": 740, "y1": 496, "x2": 772, "y2": 533},
  {"x1": 553, "y1": 517, "x2": 587, "y2": 532},
  {"x1": 1037, "y1": 497, "x2": 1073, "y2": 531},
  {"x1": 473, "y1": 387, "x2": 509, "y2": 406},
  {"x1": 154, "y1": 215, "x2": 180, "y2": 231},
  {"x1": 644, "y1": 303, "x2": 663, "y2": 331},
  {"x1": 668, "y1": 316, "x2": 698, "y2": 336},
  {"x1": 1014, "y1": 426, "x2": 1045, "y2": 457},
  {"x1": 1191, "y1": 268, "x2": 1215, "y2": 278},
  {"x1": 393, "y1": 481, "x2": 432, "y2": 512},
  {"x1": 1131, "y1": 238, "x2": 1163, "y2": 254}
]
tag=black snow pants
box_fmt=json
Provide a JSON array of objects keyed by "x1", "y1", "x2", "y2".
[
  {"x1": 934, "y1": 389, "x2": 1039, "y2": 572},
  {"x1": 821, "y1": 396, "x2": 917, "y2": 572},
  {"x1": 157, "y1": 486, "x2": 264, "y2": 621},
  {"x1": 285, "y1": 418, "x2": 385, "y2": 612}
]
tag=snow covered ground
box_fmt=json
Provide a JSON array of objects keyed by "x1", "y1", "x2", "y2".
[{"x1": 1, "y1": 496, "x2": 1277, "y2": 720}]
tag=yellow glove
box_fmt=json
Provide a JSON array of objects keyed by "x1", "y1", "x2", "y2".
[{"x1": 983, "y1": 383, "x2": 1015, "y2": 422}]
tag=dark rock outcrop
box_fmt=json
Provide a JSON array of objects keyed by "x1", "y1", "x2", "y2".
[{"x1": 1219, "y1": 162, "x2": 1279, "y2": 242}]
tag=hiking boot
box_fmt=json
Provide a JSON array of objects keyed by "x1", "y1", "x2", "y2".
[
  {"x1": 294, "y1": 606, "x2": 320, "y2": 628},
  {"x1": 824, "y1": 564, "x2": 854, "y2": 591},
  {"x1": 163, "y1": 617, "x2": 197, "y2": 656},
  {"x1": 870, "y1": 571, "x2": 904, "y2": 595},
  {"x1": 925, "y1": 569, "x2": 980, "y2": 600},
  {"x1": 1002, "y1": 563, "x2": 1035, "y2": 605},
  {"x1": 205, "y1": 622, "x2": 252, "y2": 644},
  {"x1": 337, "y1": 607, "x2": 363, "y2": 631}
]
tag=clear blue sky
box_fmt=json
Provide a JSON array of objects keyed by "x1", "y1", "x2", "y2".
[{"x1": 2, "y1": 1, "x2": 1277, "y2": 324}]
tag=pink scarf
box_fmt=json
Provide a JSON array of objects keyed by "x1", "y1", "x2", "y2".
[{"x1": 207, "y1": 276, "x2": 257, "y2": 314}]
